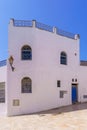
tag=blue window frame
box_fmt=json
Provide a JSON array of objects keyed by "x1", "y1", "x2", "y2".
[
  {"x1": 22, "y1": 45, "x2": 32, "y2": 60},
  {"x1": 60, "y1": 52, "x2": 67, "y2": 65}
]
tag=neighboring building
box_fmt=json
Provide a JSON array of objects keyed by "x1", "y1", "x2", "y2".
[{"x1": 0, "y1": 19, "x2": 87, "y2": 116}]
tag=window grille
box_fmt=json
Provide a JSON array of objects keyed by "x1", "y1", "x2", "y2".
[
  {"x1": 60, "y1": 52, "x2": 67, "y2": 65},
  {"x1": 22, "y1": 45, "x2": 32, "y2": 60},
  {"x1": 21, "y1": 77, "x2": 32, "y2": 93},
  {"x1": 0, "y1": 82, "x2": 5, "y2": 103},
  {"x1": 57, "y1": 80, "x2": 61, "y2": 87}
]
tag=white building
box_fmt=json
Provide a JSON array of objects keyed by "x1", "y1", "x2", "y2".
[{"x1": 0, "y1": 19, "x2": 87, "y2": 116}]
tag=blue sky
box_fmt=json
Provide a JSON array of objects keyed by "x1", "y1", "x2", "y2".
[{"x1": 0, "y1": 0, "x2": 87, "y2": 60}]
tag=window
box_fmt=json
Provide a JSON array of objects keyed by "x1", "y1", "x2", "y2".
[
  {"x1": 75, "y1": 79, "x2": 77, "y2": 82},
  {"x1": 60, "y1": 91, "x2": 64, "y2": 98},
  {"x1": 0, "y1": 82, "x2": 5, "y2": 103},
  {"x1": 72, "y1": 79, "x2": 74, "y2": 82},
  {"x1": 60, "y1": 52, "x2": 67, "y2": 65},
  {"x1": 72, "y1": 78, "x2": 77, "y2": 82},
  {"x1": 57, "y1": 80, "x2": 61, "y2": 87},
  {"x1": 83, "y1": 95, "x2": 87, "y2": 98},
  {"x1": 60, "y1": 90, "x2": 67, "y2": 98},
  {"x1": 21, "y1": 45, "x2": 32, "y2": 60},
  {"x1": 13, "y1": 99, "x2": 20, "y2": 106},
  {"x1": 21, "y1": 77, "x2": 32, "y2": 93}
]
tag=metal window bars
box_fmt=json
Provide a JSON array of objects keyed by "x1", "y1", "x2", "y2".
[{"x1": 14, "y1": 20, "x2": 32, "y2": 27}]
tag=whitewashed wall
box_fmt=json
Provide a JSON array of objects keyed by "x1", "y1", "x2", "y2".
[
  {"x1": 78, "y1": 66, "x2": 87, "y2": 102},
  {"x1": 7, "y1": 19, "x2": 80, "y2": 116}
]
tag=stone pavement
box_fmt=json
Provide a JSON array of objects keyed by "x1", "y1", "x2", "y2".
[{"x1": 0, "y1": 103, "x2": 87, "y2": 130}]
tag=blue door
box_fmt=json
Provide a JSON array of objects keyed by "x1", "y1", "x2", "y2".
[{"x1": 72, "y1": 84, "x2": 77, "y2": 103}]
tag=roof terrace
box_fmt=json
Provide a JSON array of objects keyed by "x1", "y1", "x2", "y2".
[
  {"x1": 0, "y1": 60, "x2": 7, "y2": 67},
  {"x1": 11, "y1": 19, "x2": 80, "y2": 40}
]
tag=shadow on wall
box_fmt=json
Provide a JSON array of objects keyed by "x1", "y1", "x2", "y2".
[{"x1": 30, "y1": 102, "x2": 87, "y2": 116}]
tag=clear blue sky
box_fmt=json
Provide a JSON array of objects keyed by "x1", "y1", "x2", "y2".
[{"x1": 0, "y1": 0, "x2": 87, "y2": 60}]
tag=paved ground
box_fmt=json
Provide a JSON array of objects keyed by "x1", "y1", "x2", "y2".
[{"x1": 0, "y1": 103, "x2": 87, "y2": 130}]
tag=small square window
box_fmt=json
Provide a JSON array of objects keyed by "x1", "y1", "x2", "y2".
[
  {"x1": 72, "y1": 79, "x2": 74, "y2": 82},
  {"x1": 13, "y1": 99, "x2": 20, "y2": 106},
  {"x1": 57, "y1": 80, "x2": 61, "y2": 87},
  {"x1": 60, "y1": 91, "x2": 64, "y2": 98},
  {"x1": 75, "y1": 79, "x2": 77, "y2": 82}
]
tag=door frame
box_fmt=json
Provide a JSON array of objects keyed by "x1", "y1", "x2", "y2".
[{"x1": 71, "y1": 83, "x2": 78, "y2": 104}]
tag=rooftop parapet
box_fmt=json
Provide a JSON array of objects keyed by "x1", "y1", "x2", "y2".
[
  {"x1": 10, "y1": 19, "x2": 80, "y2": 40},
  {"x1": 80, "y1": 60, "x2": 87, "y2": 66},
  {"x1": 0, "y1": 60, "x2": 7, "y2": 67},
  {"x1": 14, "y1": 19, "x2": 32, "y2": 27}
]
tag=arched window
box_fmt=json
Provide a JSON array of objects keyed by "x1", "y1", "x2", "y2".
[
  {"x1": 21, "y1": 45, "x2": 32, "y2": 60},
  {"x1": 21, "y1": 77, "x2": 32, "y2": 93},
  {"x1": 60, "y1": 52, "x2": 67, "y2": 65}
]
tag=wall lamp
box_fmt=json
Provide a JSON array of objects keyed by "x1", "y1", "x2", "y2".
[{"x1": 9, "y1": 56, "x2": 15, "y2": 71}]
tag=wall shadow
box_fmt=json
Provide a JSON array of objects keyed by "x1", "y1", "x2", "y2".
[{"x1": 35, "y1": 102, "x2": 87, "y2": 116}]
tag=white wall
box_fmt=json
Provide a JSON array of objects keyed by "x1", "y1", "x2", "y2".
[
  {"x1": 78, "y1": 66, "x2": 87, "y2": 102},
  {"x1": 0, "y1": 66, "x2": 7, "y2": 82},
  {"x1": 7, "y1": 19, "x2": 80, "y2": 116},
  {"x1": 0, "y1": 66, "x2": 7, "y2": 115}
]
